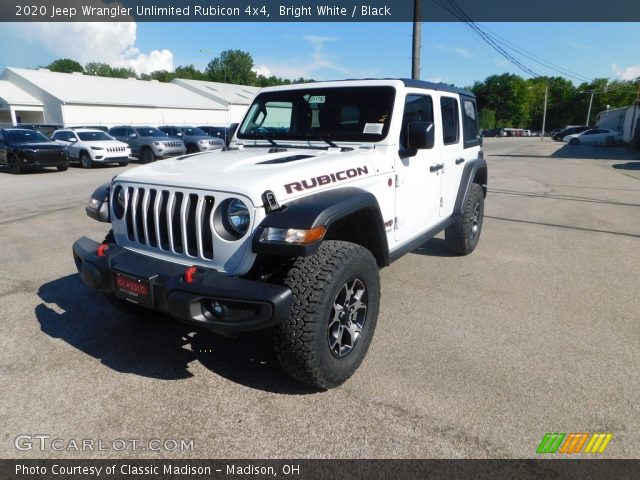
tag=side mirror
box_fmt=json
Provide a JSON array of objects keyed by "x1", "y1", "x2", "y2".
[
  {"x1": 129, "y1": 133, "x2": 137, "y2": 138},
  {"x1": 69, "y1": 138, "x2": 77, "y2": 143},
  {"x1": 405, "y1": 122, "x2": 435, "y2": 156}
]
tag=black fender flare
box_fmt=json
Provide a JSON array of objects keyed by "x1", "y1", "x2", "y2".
[
  {"x1": 85, "y1": 182, "x2": 111, "y2": 223},
  {"x1": 253, "y1": 187, "x2": 389, "y2": 265},
  {"x1": 453, "y1": 158, "x2": 487, "y2": 215}
]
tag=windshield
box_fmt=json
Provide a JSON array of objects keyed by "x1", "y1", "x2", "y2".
[
  {"x1": 7, "y1": 130, "x2": 51, "y2": 143},
  {"x1": 182, "y1": 127, "x2": 207, "y2": 136},
  {"x1": 136, "y1": 128, "x2": 167, "y2": 137},
  {"x1": 78, "y1": 131, "x2": 114, "y2": 141},
  {"x1": 237, "y1": 86, "x2": 395, "y2": 143}
]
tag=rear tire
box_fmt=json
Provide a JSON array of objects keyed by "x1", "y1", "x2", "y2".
[
  {"x1": 275, "y1": 241, "x2": 380, "y2": 389},
  {"x1": 80, "y1": 152, "x2": 93, "y2": 169},
  {"x1": 56, "y1": 165, "x2": 68, "y2": 172},
  {"x1": 445, "y1": 183, "x2": 484, "y2": 255},
  {"x1": 141, "y1": 148, "x2": 156, "y2": 164}
]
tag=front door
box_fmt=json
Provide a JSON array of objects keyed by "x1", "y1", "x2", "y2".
[{"x1": 394, "y1": 93, "x2": 443, "y2": 243}]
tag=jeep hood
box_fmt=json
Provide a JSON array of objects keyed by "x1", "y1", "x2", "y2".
[{"x1": 115, "y1": 147, "x2": 378, "y2": 206}]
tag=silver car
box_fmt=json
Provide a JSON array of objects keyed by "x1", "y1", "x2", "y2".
[
  {"x1": 159, "y1": 126, "x2": 224, "y2": 153},
  {"x1": 108, "y1": 126, "x2": 186, "y2": 163}
]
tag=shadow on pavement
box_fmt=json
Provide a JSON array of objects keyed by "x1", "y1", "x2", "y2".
[
  {"x1": 612, "y1": 161, "x2": 640, "y2": 170},
  {"x1": 411, "y1": 238, "x2": 457, "y2": 258},
  {"x1": 490, "y1": 143, "x2": 637, "y2": 161},
  {"x1": 35, "y1": 274, "x2": 317, "y2": 395}
]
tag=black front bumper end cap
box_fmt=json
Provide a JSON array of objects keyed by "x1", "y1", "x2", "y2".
[{"x1": 71, "y1": 237, "x2": 293, "y2": 332}]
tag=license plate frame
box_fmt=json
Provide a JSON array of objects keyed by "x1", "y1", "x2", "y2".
[{"x1": 114, "y1": 271, "x2": 153, "y2": 308}]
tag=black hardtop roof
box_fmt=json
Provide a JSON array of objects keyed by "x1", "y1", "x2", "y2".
[
  {"x1": 302, "y1": 78, "x2": 475, "y2": 98},
  {"x1": 399, "y1": 78, "x2": 475, "y2": 97}
]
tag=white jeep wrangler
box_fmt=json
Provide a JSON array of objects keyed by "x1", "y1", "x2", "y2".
[{"x1": 73, "y1": 79, "x2": 487, "y2": 389}]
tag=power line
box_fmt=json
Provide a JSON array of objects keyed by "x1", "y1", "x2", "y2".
[{"x1": 433, "y1": 0, "x2": 541, "y2": 78}]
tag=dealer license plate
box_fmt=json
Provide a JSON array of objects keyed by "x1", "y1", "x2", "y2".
[{"x1": 114, "y1": 272, "x2": 152, "y2": 308}]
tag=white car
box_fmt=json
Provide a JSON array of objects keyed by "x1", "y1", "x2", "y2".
[
  {"x1": 563, "y1": 128, "x2": 621, "y2": 145},
  {"x1": 52, "y1": 128, "x2": 131, "y2": 168}
]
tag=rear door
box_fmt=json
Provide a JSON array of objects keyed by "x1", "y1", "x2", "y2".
[
  {"x1": 439, "y1": 94, "x2": 480, "y2": 217},
  {"x1": 394, "y1": 92, "x2": 443, "y2": 242}
]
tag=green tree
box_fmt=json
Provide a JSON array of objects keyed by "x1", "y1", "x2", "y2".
[
  {"x1": 174, "y1": 64, "x2": 207, "y2": 80},
  {"x1": 478, "y1": 108, "x2": 496, "y2": 130},
  {"x1": 46, "y1": 58, "x2": 84, "y2": 73},
  {"x1": 206, "y1": 50, "x2": 257, "y2": 85}
]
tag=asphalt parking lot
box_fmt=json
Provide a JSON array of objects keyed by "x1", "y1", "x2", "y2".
[{"x1": 0, "y1": 138, "x2": 638, "y2": 459}]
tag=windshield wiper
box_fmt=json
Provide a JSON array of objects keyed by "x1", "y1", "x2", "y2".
[
  {"x1": 257, "y1": 133, "x2": 280, "y2": 148},
  {"x1": 316, "y1": 135, "x2": 338, "y2": 148}
]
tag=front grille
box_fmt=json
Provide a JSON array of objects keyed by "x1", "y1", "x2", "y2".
[
  {"x1": 106, "y1": 146, "x2": 126, "y2": 152},
  {"x1": 118, "y1": 186, "x2": 216, "y2": 260},
  {"x1": 164, "y1": 141, "x2": 183, "y2": 148}
]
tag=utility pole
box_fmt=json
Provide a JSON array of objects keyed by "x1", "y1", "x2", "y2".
[
  {"x1": 541, "y1": 84, "x2": 548, "y2": 141},
  {"x1": 586, "y1": 91, "x2": 594, "y2": 126},
  {"x1": 412, "y1": 0, "x2": 422, "y2": 80}
]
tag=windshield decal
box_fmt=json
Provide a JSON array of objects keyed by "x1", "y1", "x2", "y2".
[{"x1": 363, "y1": 123, "x2": 384, "y2": 135}]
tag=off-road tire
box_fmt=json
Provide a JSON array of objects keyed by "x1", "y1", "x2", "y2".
[
  {"x1": 56, "y1": 165, "x2": 68, "y2": 172},
  {"x1": 118, "y1": 161, "x2": 128, "y2": 167},
  {"x1": 275, "y1": 240, "x2": 380, "y2": 389},
  {"x1": 445, "y1": 182, "x2": 484, "y2": 255},
  {"x1": 569, "y1": 138, "x2": 579, "y2": 145},
  {"x1": 141, "y1": 147, "x2": 155, "y2": 164},
  {"x1": 80, "y1": 152, "x2": 93, "y2": 169},
  {"x1": 10, "y1": 155, "x2": 21, "y2": 174}
]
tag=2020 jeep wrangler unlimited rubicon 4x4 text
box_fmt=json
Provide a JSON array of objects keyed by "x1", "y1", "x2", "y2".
[{"x1": 73, "y1": 79, "x2": 487, "y2": 389}]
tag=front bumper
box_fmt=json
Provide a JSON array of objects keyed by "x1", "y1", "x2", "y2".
[
  {"x1": 72, "y1": 237, "x2": 293, "y2": 332},
  {"x1": 153, "y1": 146, "x2": 186, "y2": 158},
  {"x1": 17, "y1": 152, "x2": 68, "y2": 168}
]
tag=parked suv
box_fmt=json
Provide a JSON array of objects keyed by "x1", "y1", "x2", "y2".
[
  {"x1": 198, "y1": 124, "x2": 239, "y2": 147},
  {"x1": 52, "y1": 128, "x2": 131, "y2": 168},
  {"x1": 74, "y1": 79, "x2": 487, "y2": 389},
  {"x1": 158, "y1": 126, "x2": 224, "y2": 153},
  {"x1": 108, "y1": 126, "x2": 185, "y2": 163},
  {"x1": 0, "y1": 128, "x2": 68, "y2": 174}
]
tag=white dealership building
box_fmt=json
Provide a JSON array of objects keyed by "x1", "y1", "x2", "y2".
[{"x1": 0, "y1": 67, "x2": 259, "y2": 128}]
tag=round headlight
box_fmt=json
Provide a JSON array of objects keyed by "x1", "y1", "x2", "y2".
[{"x1": 226, "y1": 199, "x2": 250, "y2": 236}]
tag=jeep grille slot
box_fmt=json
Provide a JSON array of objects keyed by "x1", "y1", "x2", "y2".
[{"x1": 121, "y1": 186, "x2": 216, "y2": 260}]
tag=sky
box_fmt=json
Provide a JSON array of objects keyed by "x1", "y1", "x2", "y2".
[{"x1": 1, "y1": 21, "x2": 639, "y2": 87}]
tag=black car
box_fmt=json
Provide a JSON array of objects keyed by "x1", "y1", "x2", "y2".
[
  {"x1": 16, "y1": 123, "x2": 63, "y2": 138},
  {"x1": 0, "y1": 128, "x2": 69, "y2": 174},
  {"x1": 552, "y1": 126, "x2": 590, "y2": 142}
]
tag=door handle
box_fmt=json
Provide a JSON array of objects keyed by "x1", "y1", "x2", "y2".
[
  {"x1": 455, "y1": 157, "x2": 465, "y2": 165},
  {"x1": 430, "y1": 163, "x2": 444, "y2": 172}
]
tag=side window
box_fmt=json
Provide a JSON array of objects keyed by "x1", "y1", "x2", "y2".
[
  {"x1": 110, "y1": 128, "x2": 122, "y2": 137},
  {"x1": 462, "y1": 98, "x2": 479, "y2": 148},
  {"x1": 400, "y1": 94, "x2": 434, "y2": 148},
  {"x1": 52, "y1": 132, "x2": 62, "y2": 141},
  {"x1": 126, "y1": 128, "x2": 135, "y2": 137},
  {"x1": 0, "y1": 130, "x2": 5, "y2": 142},
  {"x1": 440, "y1": 96, "x2": 460, "y2": 145}
]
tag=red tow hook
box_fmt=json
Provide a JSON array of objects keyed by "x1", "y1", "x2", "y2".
[
  {"x1": 184, "y1": 266, "x2": 197, "y2": 285},
  {"x1": 96, "y1": 243, "x2": 109, "y2": 257}
]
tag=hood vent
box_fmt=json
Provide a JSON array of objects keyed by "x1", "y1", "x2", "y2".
[{"x1": 258, "y1": 155, "x2": 315, "y2": 165}]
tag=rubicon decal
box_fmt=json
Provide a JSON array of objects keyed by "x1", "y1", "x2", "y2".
[
  {"x1": 284, "y1": 166, "x2": 369, "y2": 194},
  {"x1": 536, "y1": 432, "x2": 613, "y2": 454}
]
